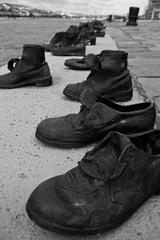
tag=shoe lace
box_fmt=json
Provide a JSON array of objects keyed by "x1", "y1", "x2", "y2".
[
  {"x1": 80, "y1": 145, "x2": 129, "y2": 183},
  {"x1": 8, "y1": 58, "x2": 20, "y2": 72}
]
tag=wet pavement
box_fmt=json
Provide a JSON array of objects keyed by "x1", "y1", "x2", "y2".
[{"x1": 1, "y1": 21, "x2": 160, "y2": 240}]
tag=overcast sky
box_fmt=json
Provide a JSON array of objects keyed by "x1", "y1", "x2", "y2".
[{"x1": 0, "y1": 0, "x2": 149, "y2": 15}]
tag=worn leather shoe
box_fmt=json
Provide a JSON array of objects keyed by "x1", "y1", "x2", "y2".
[
  {"x1": 63, "y1": 50, "x2": 132, "y2": 102},
  {"x1": 26, "y1": 129, "x2": 160, "y2": 235},
  {"x1": 35, "y1": 90, "x2": 156, "y2": 148},
  {"x1": 0, "y1": 44, "x2": 52, "y2": 88}
]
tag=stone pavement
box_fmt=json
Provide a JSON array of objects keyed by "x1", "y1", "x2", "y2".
[{"x1": 1, "y1": 22, "x2": 160, "y2": 240}]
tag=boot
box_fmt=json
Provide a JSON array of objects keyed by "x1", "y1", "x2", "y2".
[
  {"x1": 26, "y1": 129, "x2": 160, "y2": 235},
  {"x1": 0, "y1": 44, "x2": 52, "y2": 88},
  {"x1": 35, "y1": 90, "x2": 155, "y2": 148},
  {"x1": 63, "y1": 50, "x2": 133, "y2": 102},
  {"x1": 127, "y1": 7, "x2": 139, "y2": 26}
]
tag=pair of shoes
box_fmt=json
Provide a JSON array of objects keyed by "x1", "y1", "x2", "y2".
[
  {"x1": 26, "y1": 128, "x2": 160, "y2": 235},
  {"x1": 0, "y1": 44, "x2": 52, "y2": 88}
]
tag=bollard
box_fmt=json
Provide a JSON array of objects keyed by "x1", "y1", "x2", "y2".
[
  {"x1": 127, "y1": 7, "x2": 139, "y2": 26},
  {"x1": 108, "y1": 15, "x2": 112, "y2": 22}
]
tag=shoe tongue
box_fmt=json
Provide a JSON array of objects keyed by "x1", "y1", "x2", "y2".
[
  {"x1": 85, "y1": 53, "x2": 99, "y2": 70},
  {"x1": 80, "y1": 89, "x2": 99, "y2": 109},
  {"x1": 80, "y1": 132, "x2": 131, "y2": 180},
  {"x1": 108, "y1": 132, "x2": 131, "y2": 157}
]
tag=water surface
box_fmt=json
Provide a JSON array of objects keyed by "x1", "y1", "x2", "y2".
[{"x1": 0, "y1": 18, "x2": 78, "y2": 67}]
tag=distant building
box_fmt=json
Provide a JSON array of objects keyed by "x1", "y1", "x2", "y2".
[{"x1": 145, "y1": 0, "x2": 160, "y2": 19}]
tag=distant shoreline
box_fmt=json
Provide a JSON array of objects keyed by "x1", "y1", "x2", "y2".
[
  {"x1": 0, "y1": 16, "x2": 67, "y2": 19},
  {"x1": 0, "y1": 16, "x2": 83, "y2": 21},
  {"x1": 0, "y1": 16, "x2": 78, "y2": 21}
]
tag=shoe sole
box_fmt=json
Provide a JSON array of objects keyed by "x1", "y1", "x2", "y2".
[
  {"x1": 52, "y1": 51, "x2": 85, "y2": 56},
  {"x1": 26, "y1": 199, "x2": 139, "y2": 235},
  {"x1": 63, "y1": 88, "x2": 133, "y2": 102},
  {"x1": 65, "y1": 64, "x2": 90, "y2": 71},
  {"x1": 64, "y1": 59, "x2": 90, "y2": 70},
  {"x1": 0, "y1": 76, "x2": 52, "y2": 89},
  {"x1": 35, "y1": 130, "x2": 88, "y2": 148}
]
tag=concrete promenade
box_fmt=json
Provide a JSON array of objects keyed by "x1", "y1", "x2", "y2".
[{"x1": 1, "y1": 21, "x2": 160, "y2": 240}]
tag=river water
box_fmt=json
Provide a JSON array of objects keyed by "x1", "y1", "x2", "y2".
[{"x1": 0, "y1": 18, "x2": 78, "y2": 67}]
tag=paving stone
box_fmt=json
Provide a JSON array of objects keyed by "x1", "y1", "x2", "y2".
[
  {"x1": 129, "y1": 65, "x2": 160, "y2": 77},
  {"x1": 138, "y1": 78, "x2": 160, "y2": 118},
  {"x1": 128, "y1": 51, "x2": 160, "y2": 58},
  {"x1": 117, "y1": 43, "x2": 144, "y2": 48},
  {"x1": 138, "y1": 78, "x2": 160, "y2": 99}
]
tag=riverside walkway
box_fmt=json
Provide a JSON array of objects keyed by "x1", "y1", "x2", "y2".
[{"x1": 1, "y1": 21, "x2": 160, "y2": 240}]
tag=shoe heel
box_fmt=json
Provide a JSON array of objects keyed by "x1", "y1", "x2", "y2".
[
  {"x1": 113, "y1": 94, "x2": 132, "y2": 102},
  {"x1": 107, "y1": 89, "x2": 133, "y2": 102},
  {"x1": 36, "y1": 76, "x2": 52, "y2": 87}
]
